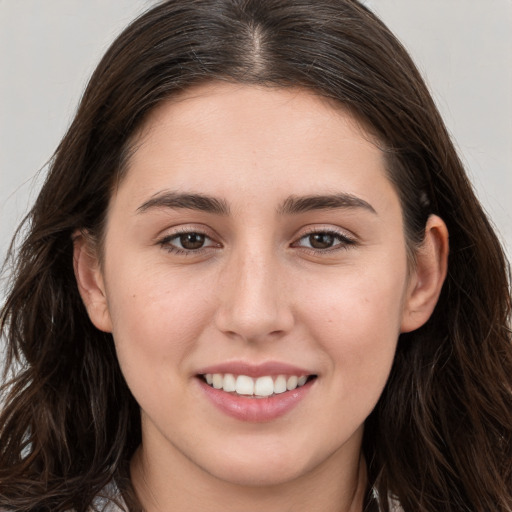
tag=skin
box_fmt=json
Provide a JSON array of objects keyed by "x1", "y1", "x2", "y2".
[{"x1": 74, "y1": 83, "x2": 448, "y2": 511}]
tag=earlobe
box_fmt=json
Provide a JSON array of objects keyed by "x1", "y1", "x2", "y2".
[
  {"x1": 401, "y1": 215, "x2": 449, "y2": 333},
  {"x1": 73, "y1": 231, "x2": 113, "y2": 333}
]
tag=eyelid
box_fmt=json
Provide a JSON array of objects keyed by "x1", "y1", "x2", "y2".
[
  {"x1": 156, "y1": 223, "x2": 220, "y2": 241},
  {"x1": 156, "y1": 225, "x2": 223, "y2": 254},
  {"x1": 291, "y1": 225, "x2": 358, "y2": 251}
]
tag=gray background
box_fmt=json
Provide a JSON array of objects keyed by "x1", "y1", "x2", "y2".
[{"x1": 1, "y1": 1, "x2": 511, "y2": 304}]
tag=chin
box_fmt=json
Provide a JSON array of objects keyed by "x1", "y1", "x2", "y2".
[
  {"x1": 195, "y1": 439, "x2": 325, "y2": 488},
  {"x1": 205, "y1": 460, "x2": 308, "y2": 488}
]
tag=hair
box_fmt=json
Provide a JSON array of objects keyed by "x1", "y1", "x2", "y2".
[{"x1": 1, "y1": 0, "x2": 511, "y2": 510}]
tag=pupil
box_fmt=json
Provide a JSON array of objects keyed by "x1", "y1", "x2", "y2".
[
  {"x1": 309, "y1": 233, "x2": 334, "y2": 249},
  {"x1": 180, "y1": 233, "x2": 205, "y2": 250}
]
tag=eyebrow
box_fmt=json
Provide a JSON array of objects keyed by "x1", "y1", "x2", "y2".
[
  {"x1": 137, "y1": 191, "x2": 230, "y2": 215},
  {"x1": 136, "y1": 191, "x2": 376, "y2": 216},
  {"x1": 277, "y1": 193, "x2": 377, "y2": 215}
]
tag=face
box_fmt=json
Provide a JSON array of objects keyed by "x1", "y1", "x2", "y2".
[{"x1": 76, "y1": 83, "x2": 443, "y2": 490}]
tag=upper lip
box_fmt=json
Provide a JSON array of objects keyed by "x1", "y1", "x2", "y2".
[{"x1": 195, "y1": 361, "x2": 315, "y2": 378}]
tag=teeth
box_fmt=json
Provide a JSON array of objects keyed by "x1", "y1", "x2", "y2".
[
  {"x1": 286, "y1": 375, "x2": 298, "y2": 390},
  {"x1": 236, "y1": 375, "x2": 254, "y2": 395},
  {"x1": 254, "y1": 376, "x2": 274, "y2": 397},
  {"x1": 274, "y1": 375, "x2": 287, "y2": 394},
  {"x1": 203, "y1": 373, "x2": 310, "y2": 397},
  {"x1": 212, "y1": 373, "x2": 223, "y2": 389},
  {"x1": 222, "y1": 373, "x2": 236, "y2": 392},
  {"x1": 297, "y1": 375, "x2": 308, "y2": 386}
]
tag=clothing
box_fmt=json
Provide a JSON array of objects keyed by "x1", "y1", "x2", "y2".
[
  {"x1": 0, "y1": 485, "x2": 126, "y2": 512},
  {"x1": 89, "y1": 500, "x2": 124, "y2": 512},
  {"x1": 88, "y1": 483, "x2": 126, "y2": 512}
]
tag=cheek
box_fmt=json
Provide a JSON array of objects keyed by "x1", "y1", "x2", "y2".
[
  {"x1": 296, "y1": 257, "x2": 408, "y2": 387},
  {"x1": 104, "y1": 261, "x2": 216, "y2": 381},
  {"x1": 103, "y1": 264, "x2": 221, "y2": 426}
]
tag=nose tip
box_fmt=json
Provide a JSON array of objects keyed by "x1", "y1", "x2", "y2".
[
  {"x1": 216, "y1": 305, "x2": 290, "y2": 343},
  {"x1": 214, "y1": 254, "x2": 294, "y2": 343}
]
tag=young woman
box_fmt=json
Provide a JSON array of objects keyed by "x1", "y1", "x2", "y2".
[{"x1": 1, "y1": 1, "x2": 511, "y2": 511}]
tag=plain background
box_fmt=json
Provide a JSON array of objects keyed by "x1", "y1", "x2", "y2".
[{"x1": 1, "y1": 1, "x2": 511, "y2": 304}]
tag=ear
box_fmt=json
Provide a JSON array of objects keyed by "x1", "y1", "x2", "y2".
[
  {"x1": 73, "y1": 231, "x2": 113, "y2": 333},
  {"x1": 401, "y1": 215, "x2": 449, "y2": 333}
]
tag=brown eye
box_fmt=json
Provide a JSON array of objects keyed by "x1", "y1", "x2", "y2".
[
  {"x1": 160, "y1": 231, "x2": 218, "y2": 254},
  {"x1": 179, "y1": 233, "x2": 206, "y2": 250},
  {"x1": 293, "y1": 230, "x2": 356, "y2": 252},
  {"x1": 308, "y1": 233, "x2": 335, "y2": 249}
]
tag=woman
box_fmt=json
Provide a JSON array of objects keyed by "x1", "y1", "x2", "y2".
[{"x1": 1, "y1": 1, "x2": 511, "y2": 510}]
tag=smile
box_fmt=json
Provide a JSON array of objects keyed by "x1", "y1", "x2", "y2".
[
  {"x1": 197, "y1": 371, "x2": 317, "y2": 422},
  {"x1": 202, "y1": 373, "x2": 313, "y2": 398}
]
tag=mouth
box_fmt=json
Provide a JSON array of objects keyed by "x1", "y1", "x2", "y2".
[{"x1": 199, "y1": 373, "x2": 317, "y2": 398}]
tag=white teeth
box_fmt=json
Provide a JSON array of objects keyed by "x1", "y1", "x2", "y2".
[
  {"x1": 274, "y1": 375, "x2": 287, "y2": 394},
  {"x1": 286, "y1": 375, "x2": 298, "y2": 390},
  {"x1": 203, "y1": 373, "x2": 311, "y2": 397},
  {"x1": 297, "y1": 375, "x2": 308, "y2": 386},
  {"x1": 212, "y1": 373, "x2": 223, "y2": 389},
  {"x1": 222, "y1": 373, "x2": 236, "y2": 392},
  {"x1": 254, "y1": 376, "x2": 274, "y2": 397},
  {"x1": 235, "y1": 375, "x2": 254, "y2": 395}
]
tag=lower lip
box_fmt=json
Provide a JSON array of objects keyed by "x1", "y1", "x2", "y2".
[{"x1": 198, "y1": 378, "x2": 314, "y2": 423}]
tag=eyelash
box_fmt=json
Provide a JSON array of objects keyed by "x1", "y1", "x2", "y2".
[
  {"x1": 292, "y1": 228, "x2": 357, "y2": 253},
  {"x1": 158, "y1": 229, "x2": 220, "y2": 256},
  {"x1": 157, "y1": 228, "x2": 356, "y2": 255}
]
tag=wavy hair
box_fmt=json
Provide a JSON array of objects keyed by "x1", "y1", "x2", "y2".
[{"x1": 1, "y1": 1, "x2": 511, "y2": 510}]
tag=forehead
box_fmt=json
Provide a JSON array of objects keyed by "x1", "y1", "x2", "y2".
[
  {"x1": 134, "y1": 82, "x2": 377, "y2": 148},
  {"x1": 116, "y1": 82, "x2": 396, "y2": 215}
]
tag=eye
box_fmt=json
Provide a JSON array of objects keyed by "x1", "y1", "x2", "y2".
[
  {"x1": 175, "y1": 232, "x2": 207, "y2": 250},
  {"x1": 293, "y1": 229, "x2": 356, "y2": 252},
  {"x1": 159, "y1": 230, "x2": 220, "y2": 254}
]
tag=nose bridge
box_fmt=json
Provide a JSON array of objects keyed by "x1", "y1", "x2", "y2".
[{"x1": 215, "y1": 242, "x2": 293, "y2": 341}]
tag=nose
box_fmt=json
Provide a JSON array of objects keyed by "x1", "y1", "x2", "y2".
[{"x1": 214, "y1": 248, "x2": 295, "y2": 343}]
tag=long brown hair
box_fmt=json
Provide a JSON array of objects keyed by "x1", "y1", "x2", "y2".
[{"x1": 1, "y1": 1, "x2": 511, "y2": 510}]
